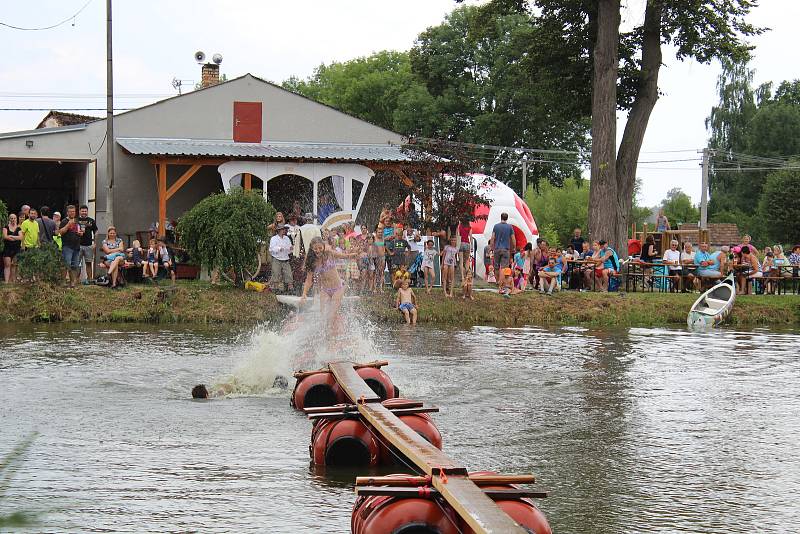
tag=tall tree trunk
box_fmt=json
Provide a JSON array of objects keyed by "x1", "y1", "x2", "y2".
[
  {"x1": 615, "y1": 0, "x2": 663, "y2": 256},
  {"x1": 588, "y1": 0, "x2": 621, "y2": 247}
]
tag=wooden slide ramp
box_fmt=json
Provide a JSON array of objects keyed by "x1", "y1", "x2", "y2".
[{"x1": 328, "y1": 361, "x2": 528, "y2": 534}]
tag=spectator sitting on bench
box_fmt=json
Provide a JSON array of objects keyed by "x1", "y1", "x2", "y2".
[
  {"x1": 693, "y1": 242, "x2": 722, "y2": 290},
  {"x1": 128, "y1": 239, "x2": 144, "y2": 273},
  {"x1": 157, "y1": 238, "x2": 176, "y2": 283},
  {"x1": 144, "y1": 238, "x2": 159, "y2": 279},
  {"x1": 101, "y1": 226, "x2": 126, "y2": 289}
]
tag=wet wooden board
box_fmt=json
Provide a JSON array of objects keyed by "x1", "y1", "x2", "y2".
[
  {"x1": 357, "y1": 402, "x2": 465, "y2": 476},
  {"x1": 355, "y1": 486, "x2": 548, "y2": 500},
  {"x1": 328, "y1": 361, "x2": 383, "y2": 403},
  {"x1": 433, "y1": 475, "x2": 527, "y2": 534},
  {"x1": 331, "y1": 361, "x2": 527, "y2": 534}
]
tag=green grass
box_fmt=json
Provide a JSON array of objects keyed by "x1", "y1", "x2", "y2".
[
  {"x1": 0, "y1": 282, "x2": 797, "y2": 327},
  {"x1": 358, "y1": 288, "x2": 800, "y2": 327}
]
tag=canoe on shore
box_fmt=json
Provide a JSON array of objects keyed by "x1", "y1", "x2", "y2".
[{"x1": 687, "y1": 274, "x2": 736, "y2": 328}]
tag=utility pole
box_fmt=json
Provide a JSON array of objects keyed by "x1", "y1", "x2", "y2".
[
  {"x1": 699, "y1": 147, "x2": 710, "y2": 229},
  {"x1": 521, "y1": 155, "x2": 528, "y2": 198},
  {"x1": 105, "y1": 0, "x2": 114, "y2": 226}
]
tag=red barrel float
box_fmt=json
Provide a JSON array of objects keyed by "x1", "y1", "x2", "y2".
[
  {"x1": 352, "y1": 476, "x2": 460, "y2": 534},
  {"x1": 380, "y1": 398, "x2": 442, "y2": 464},
  {"x1": 460, "y1": 471, "x2": 552, "y2": 534},
  {"x1": 356, "y1": 366, "x2": 398, "y2": 401},
  {"x1": 310, "y1": 417, "x2": 380, "y2": 467},
  {"x1": 291, "y1": 372, "x2": 346, "y2": 410}
]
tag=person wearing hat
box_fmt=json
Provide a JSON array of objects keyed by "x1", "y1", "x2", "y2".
[{"x1": 269, "y1": 223, "x2": 294, "y2": 293}]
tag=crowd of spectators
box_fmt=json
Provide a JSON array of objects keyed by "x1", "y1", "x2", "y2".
[{"x1": 2, "y1": 203, "x2": 177, "y2": 288}]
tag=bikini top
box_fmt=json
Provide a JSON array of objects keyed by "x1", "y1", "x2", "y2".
[{"x1": 315, "y1": 258, "x2": 337, "y2": 274}]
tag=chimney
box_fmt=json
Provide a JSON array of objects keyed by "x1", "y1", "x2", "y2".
[{"x1": 201, "y1": 63, "x2": 220, "y2": 88}]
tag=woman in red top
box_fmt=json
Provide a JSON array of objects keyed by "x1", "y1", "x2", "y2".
[{"x1": 456, "y1": 217, "x2": 472, "y2": 281}]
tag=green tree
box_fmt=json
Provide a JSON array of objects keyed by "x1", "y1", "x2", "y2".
[
  {"x1": 707, "y1": 61, "x2": 800, "y2": 243},
  {"x1": 525, "y1": 177, "x2": 589, "y2": 246},
  {"x1": 502, "y1": 0, "x2": 763, "y2": 254},
  {"x1": 758, "y1": 168, "x2": 800, "y2": 245},
  {"x1": 282, "y1": 51, "x2": 423, "y2": 132},
  {"x1": 177, "y1": 189, "x2": 275, "y2": 285},
  {"x1": 525, "y1": 176, "x2": 652, "y2": 245},
  {"x1": 660, "y1": 188, "x2": 699, "y2": 227},
  {"x1": 409, "y1": 5, "x2": 588, "y2": 189},
  {"x1": 284, "y1": 6, "x2": 590, "y2": 192}
]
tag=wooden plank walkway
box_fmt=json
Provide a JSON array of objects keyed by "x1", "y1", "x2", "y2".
[{"x1": 327, "y1": 361, "x2": 528, "y2": 534}]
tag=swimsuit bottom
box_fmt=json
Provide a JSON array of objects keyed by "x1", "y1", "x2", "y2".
[{"x1": 321, "y1": 280, "x2": 344, "y2": 297}]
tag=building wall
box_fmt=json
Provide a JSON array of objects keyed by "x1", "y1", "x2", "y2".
[{"x1": 0, "y1": 74, "x2": 406, "y2": 235}]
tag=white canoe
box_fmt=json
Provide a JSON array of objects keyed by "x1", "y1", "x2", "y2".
[
  {"x1": 687, "y1": 274, "x2": 736, "y2": 328},
  {"x1": 276, "y1": 294, "x2": 360, "y2": 311}
]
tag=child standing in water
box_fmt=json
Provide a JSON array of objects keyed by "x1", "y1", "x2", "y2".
[
  {"x1": 396, "y1": 278, "x2": 418, "y2": 325},
  {"x1": 421, "y1": 239, "x2": 437, "y2": 294},
  {"x1": 441, "y1": 236, "x2": 458, "y2": 297}
]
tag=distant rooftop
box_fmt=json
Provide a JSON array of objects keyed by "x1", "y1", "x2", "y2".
[{"x1": 36, "y1": 110, "x2": 100, "y2": 130}]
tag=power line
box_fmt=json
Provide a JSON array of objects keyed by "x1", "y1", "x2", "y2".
[{"x1": 0, "y1": 0, "x2": 93, "y2": 31}]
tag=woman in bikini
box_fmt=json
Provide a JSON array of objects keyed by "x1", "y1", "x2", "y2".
[{"x1": 300, "y1": 237, "x2": 356, "y2": 334}]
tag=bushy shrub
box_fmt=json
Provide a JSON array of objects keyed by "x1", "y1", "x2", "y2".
[
  {"x1": 177, "y1": 189, "x2": 275, "y2": 285},
  {"x1": 16, "y1": 243, "x2": 63, "y2": 284}
]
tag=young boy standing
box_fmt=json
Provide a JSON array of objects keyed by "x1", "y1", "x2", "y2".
[{"x1": 396, "y1": 278, "x2": 418, "y2": 325}]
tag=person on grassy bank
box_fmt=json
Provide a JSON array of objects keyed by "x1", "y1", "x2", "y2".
[
  {"x1": 3, "y1": 214, "x2": 22, "y2": 283},
  {"x1": 490, "y1": 212, "x2": 515, "y2": 294},
  {"x1": 396, "y1": 278, "x2": 418, "y2": 325},
  {"x1": 441, "y1": 236, "x2": 458, "y2": 298},
  {"x1": 57, "y1": 205, "x2": 83, "y2": 289}
]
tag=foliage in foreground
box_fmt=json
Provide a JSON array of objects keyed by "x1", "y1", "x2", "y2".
[
  {"x1": 1, "y1": 433, "x2": 39, "y2": 528},
  {"x1": 177, "y1": 189, "x2": 275, "y2": 285},
  {"x1": 16, "y1": 244, "x2": 63, "y2": 284}
]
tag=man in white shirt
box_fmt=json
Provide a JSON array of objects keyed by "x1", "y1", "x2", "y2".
[
  {"x1": 269, "y1": 224, "x2": 293, "y2": 292},
  {"x1": 662, "y1": 239, "x2": 682, "y2": 291}
]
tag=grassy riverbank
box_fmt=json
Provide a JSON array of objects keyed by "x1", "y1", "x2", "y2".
[
  {"x1": 0, "y1": 282, "x2": 797, "y2": 326},
  {"x1": 359, "y1": 289, "x2": 800, "y2": 327},
  {"x1": 0, "y1": 282, "x2": 280, "y2": 324}
]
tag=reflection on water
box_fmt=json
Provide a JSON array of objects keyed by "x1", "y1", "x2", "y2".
[{"x1": 1, "y1": 323, "x2": 798, "y2": 533}]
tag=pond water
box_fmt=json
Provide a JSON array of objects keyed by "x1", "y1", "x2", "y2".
[{"x1": 1, "y1": 320, "x2": 798, "y2": 533}]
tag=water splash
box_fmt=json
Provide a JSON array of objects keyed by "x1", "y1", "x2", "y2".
[{"x1": 211, "y1": 302, "x2": 379, "y2": 397}]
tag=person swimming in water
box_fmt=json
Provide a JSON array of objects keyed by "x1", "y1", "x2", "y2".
[
  {"x1": 300, "y1": 236, "x2": 357, "y2": 336},
  {"x1": 192, "y1": 384, "x2": 209, "y2": 398}
]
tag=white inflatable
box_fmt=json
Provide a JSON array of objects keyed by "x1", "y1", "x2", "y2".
[{"x1": 467, "y1": 174, "x2": 539, "y2": 279}]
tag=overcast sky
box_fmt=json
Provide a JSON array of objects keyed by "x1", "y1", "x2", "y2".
[{"x1": 2, "y1": 0, "x2": 798, "y2": 206}]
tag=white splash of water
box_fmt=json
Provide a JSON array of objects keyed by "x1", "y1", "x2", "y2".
[{"x1": 212, "y1": 303, "x2": 380, "y2": 397}]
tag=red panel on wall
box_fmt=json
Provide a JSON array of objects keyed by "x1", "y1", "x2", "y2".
[{"x1": 233, "y1": 101, "x2": 262, "y2": 142}]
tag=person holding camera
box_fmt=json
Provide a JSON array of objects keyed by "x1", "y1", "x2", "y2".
[{"x1": 58, "y1": 205, "x2": 83, "y2": 288}]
